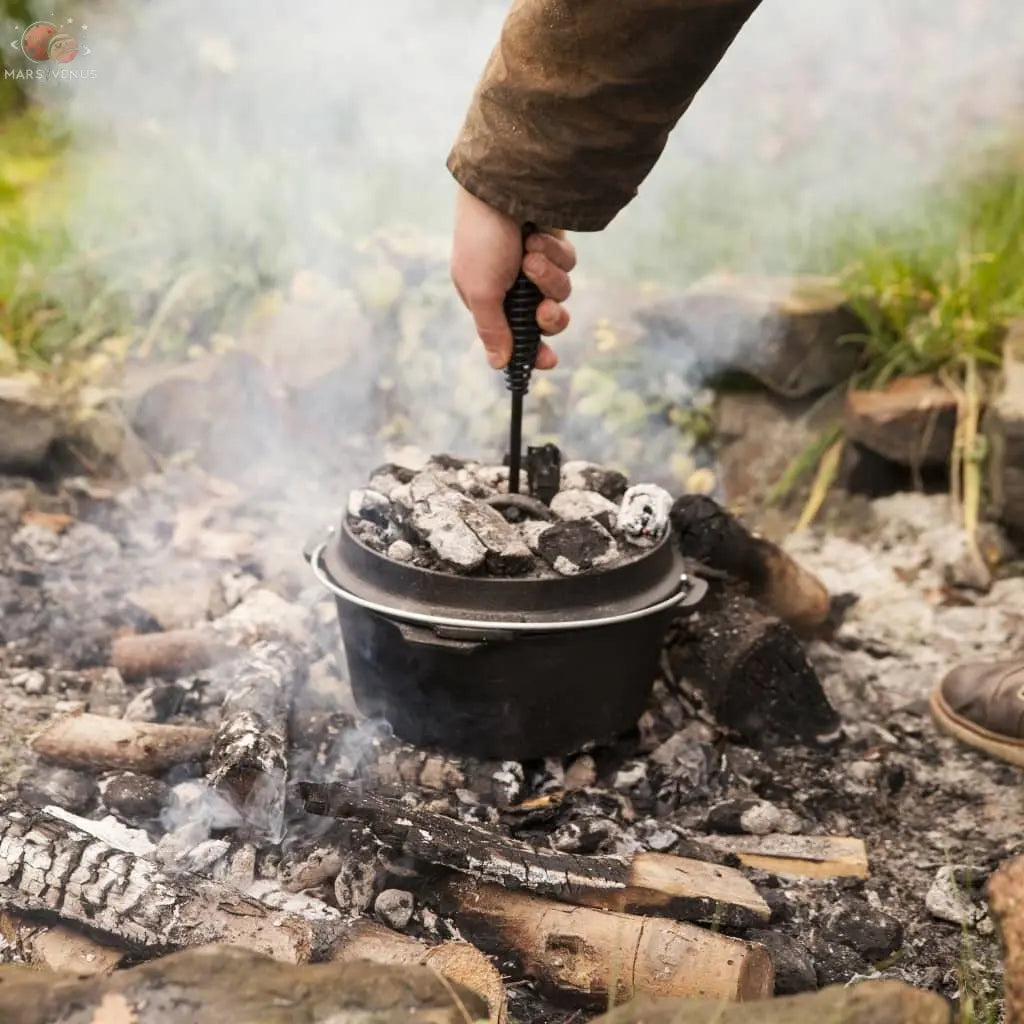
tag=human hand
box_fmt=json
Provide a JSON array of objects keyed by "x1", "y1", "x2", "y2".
[{"x1": 451, "y1": 185, "x2": 576, "y2": 370}]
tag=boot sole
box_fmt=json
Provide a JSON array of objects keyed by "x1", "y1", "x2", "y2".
[{"x1": 930, "y1": 686, "x2": 1024, "y2": 769}]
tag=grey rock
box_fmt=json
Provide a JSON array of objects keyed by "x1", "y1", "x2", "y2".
[
  {"x1": 12, "y1": 669, "x2": 47, "y2": 695},
  {"x1": 0, "y1": 374, "x2": 59, "y2": 471},
  {"x1": 17, "y1": 767, "x2": 97, "y2": 814},
  {"x1": 374, "y1": 889, "x2": 415, "y2": 931},
  {"x1": 706, "y1": 799, "x2": 781, "y2": 836},
  {"x1": 823, "y1": 900, "x2": 904, "y2": 961},
  {"x1": 925, "y1": 865, "x2": 986, "y2": 927},
  {"x1": 747, "y1": 929, "x2": 817, "y2": 995}
]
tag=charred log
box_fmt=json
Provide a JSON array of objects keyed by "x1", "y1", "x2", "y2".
[
  {"x1": 0, "y1": 797, "x2": 337, "y2": 963},
  {"x1": 666, "y1": 586, "x2": 840, "y2": 747},
  {"x1": 302, "y1": 782, "x2": 768, "y2": 928},
  {"x1": 670, "y1": 494, "x2": 838, "y2": 632}
]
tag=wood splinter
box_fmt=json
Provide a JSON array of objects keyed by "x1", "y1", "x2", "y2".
[{"x1": 702, "y1": 834, "x2": 869, "y2": 880}]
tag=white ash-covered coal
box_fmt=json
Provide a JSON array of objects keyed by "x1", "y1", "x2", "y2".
[{"x1": 347, "y1": 453, "x2": 674, "y2": 577}]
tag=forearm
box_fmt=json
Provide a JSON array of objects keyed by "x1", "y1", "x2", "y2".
[{"x1": 448, "y1": 0, "x2": 762, "y2": 231}]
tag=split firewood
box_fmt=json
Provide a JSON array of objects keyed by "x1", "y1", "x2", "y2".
[
  {"x1": 670, "y1": 494, "x2": 833, "y2": 631},
  {"x1": 302, "y1": 782, "x2": 769, "y2": 928},
  {"x1": 666, "y1": 586, "x2": 840, "y2": 747},
  {"x1": 29, "y1": 713, "x2": 213, "y2": 773},
  {"x1": 433, "y1": 875, "x2": 774, "y2": 1007},
  {"x1": 207, "y1": 638, "x2": 305, "y2": 840},
  {"x1": 111, "y1": 628, "x2": 229, "y2": 681},
  {"x1": 0, "y1": 797, "x2": 339, "y2": 963},
  {"x1": 0, "y1": 912, "x2": 125, "y2": 975},
  {"x1": 333, "y1": 920, "x2": 508, "y2": 1024},
  {"x1": 701, "y1": 834, "x2": 869, "y2": 880}
]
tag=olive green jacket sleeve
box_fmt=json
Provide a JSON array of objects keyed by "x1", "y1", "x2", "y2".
[{"x1": 447, "y1": 0, "x2": 762, "y2": 232}]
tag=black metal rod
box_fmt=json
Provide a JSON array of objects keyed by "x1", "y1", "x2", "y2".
[{"x1": 508, "y1": 393, "x2": 524, "y2": 494}]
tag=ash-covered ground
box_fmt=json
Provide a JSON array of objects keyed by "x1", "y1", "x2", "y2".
[{"x1": 0, "y1": 460, "x2": 1020, "y2": 1021}]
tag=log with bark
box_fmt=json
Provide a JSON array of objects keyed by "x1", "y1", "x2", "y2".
[
  {"x1": 111, "y1": 628, "x2": 229, "y2": 681},
  {"x1": 333, "y1": 919, "x2": 508, "y2": 1024},
  {"x1": 665, "y1": 586, "x2": 840, "y2": 747},
  {"x1": 0, "y1": 912, "x2": 125, "y2": 975},
  {"x1": 0, "y1": 797, "x2": 338, "y2": 963},
  {"x1": 29, "y1": 713, "x2": 213, "y2": 773},
  {"x1": 207, "y1": 638, "x2": 304, "y2": 841},
  {"x1": 432, "y1": 874, "x2": 774, "y2": 1007},
  {"x1": 302, "y1": 782, "x2": 769, "y2": 928},
  {"x1": 0, "y1": 945, "x2": 489, "y2": 1024},
  {"x1": 670, "y1": 494, "x2": 840, "y2": 632}
]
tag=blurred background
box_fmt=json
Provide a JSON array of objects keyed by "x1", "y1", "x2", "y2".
[{"x1": 2, "y1": 0, "x2": 1024, "y2": 521}]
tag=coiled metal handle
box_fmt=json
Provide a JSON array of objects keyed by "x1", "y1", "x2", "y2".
[{"x1": 502, "y1": 272, "x2": 543, "y2": 396}]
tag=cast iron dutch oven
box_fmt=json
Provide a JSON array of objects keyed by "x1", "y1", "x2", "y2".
[{"x1": 306, "y1": 516, "x2": 707, "y2": 760}]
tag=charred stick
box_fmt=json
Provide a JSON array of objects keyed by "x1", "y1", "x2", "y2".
[
  {"x1": 0, "y1": 797, "x2": 337, "y2": 962},
  {"x1": 670, "y1": 494, "x2": 834, "y2": 631},
  {"x1": 207, "y1": 638, "x2": 304, "y2": 840},
  {"x1": 302, "y1": 782, "x2": 767, "y2": 928}
]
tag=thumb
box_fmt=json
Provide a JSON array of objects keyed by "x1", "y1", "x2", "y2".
[{"x1": 469, "y1": 297, "x2": 513, "y2": 370}]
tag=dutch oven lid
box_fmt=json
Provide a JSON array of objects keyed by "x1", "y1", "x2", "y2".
[{"x1": 321, "y1": 515, "x2": 688, "y2": 626}]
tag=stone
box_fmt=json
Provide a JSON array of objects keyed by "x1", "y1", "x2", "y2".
[
  {"x1": 12, "y1": 669, "x2": 46, "y2": 695},
  {"x1": 636, "y1": 273, "x2": 865, "y2": 399},
  {"x1": 844, "y1": 375, "x2": 957, "y2": 467},
  {"x1": 0, "y1": 944, "x2": 487, "y2": 1024},
  {"x1": 746, "y1": 929, "x2": 817, "y2": 995},
  {"x1": 925, "y1": 865, "x2": 986, "y2": 928},
  {"x1": 712, "y1": 389, "x2": 839, "y2": 507},
  {"x1": 374, "y1": 889, "x2": 415, "y2": 931},
  {"x1": 560, "y1": 459, "x2": 629, "y2": 501},
  {"x1": 588, "y1": 980, "x2": 950, "y2": 1024},
  {"x1": 0, "y1": 374, "x2": 60, "y2": 471},
  {"x1": 61, "y1": 398, "x2": 155, "y2": 478},
  {"x1": 987, "y1": 855, "x2": 1024, "y2": 1024},
  {"x1": 536, "y1": 519, "x2": 617, "y2": 575},
  {"x1": 347, "y1": 488, "x2": 392, "y2": 525},
  {"x1": 985, "y1": 320, "x2": 1024, "y2": 534},
  {"x1": 706, "y1": 799, "x2": 781, "y2": 836},
  {"x1": 16, "y1": 767, "x2": 97, "y2": 814},
  {"x1": 823, "y1": 900, "x2": 904, "y2": 961}
]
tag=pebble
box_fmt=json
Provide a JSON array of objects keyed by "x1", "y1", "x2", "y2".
[
  {"x1": 386, "y1": 539, "x2": 414, "y2": 562},
  {"x1": 17, "y1": 767, "x2": 97, "y2": 814},
  {"x1": 925, "y1": 865, "x2": 984, "y2": 927},
  {"x1": 374, "y1": 889, "x2": 414, "y2": 930},
  {"x1": 706, "y1": 798, "x2": 780, "y2": 835},
  {"x1": 823, "y1": 900, "x2": 904, "y2": 960},
  {"x1": 12, "y1": 669, "x2": 47, "y2": 695}
]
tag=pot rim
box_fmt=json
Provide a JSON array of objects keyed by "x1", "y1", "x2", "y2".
[{"x1": 308, "y1": 542, "x2": 707, "y2": 633}]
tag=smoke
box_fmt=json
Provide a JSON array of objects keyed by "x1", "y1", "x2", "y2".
[{"x1": 24, "y1": 0, "x2": 1024, "y2": 486}]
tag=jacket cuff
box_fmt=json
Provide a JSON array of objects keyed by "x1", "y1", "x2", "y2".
[{"x1": 447, "y1": 150, "x2": 621, "y2": 233}]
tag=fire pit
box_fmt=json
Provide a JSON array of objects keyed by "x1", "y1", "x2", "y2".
[{"x1": 307, "y1": 502, "x2": 707, "y2": 759}]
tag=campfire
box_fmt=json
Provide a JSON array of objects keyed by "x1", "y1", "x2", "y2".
[{"x1": 0, "y1": 450, "x2": 1016, "y2": 1024}]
